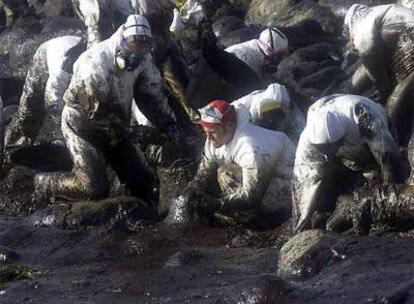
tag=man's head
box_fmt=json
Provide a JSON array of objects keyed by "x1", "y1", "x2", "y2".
[
  {"x1": 257, "y1": 27, "x2": 289, "y2": 72},
  {"x1": 115, "y1": 15, "x2": 152, "y2": 71},
  {"x1": 254, "y1": 83, "x2": 289, "y2": 131},
  {"x1": 199, "y1": 100, "x2": 237, "y2": 148}
]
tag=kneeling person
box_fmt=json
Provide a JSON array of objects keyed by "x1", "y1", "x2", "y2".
[
  {"x1": 293, "y1": 94, "x2": 403, "y2": 233},
  {"x1": 183, "y1": 100, "x2": 295, "y2": 228},
  {"x1": 32, "y1": 15, "x2": 168, "y2": 203},
  {"x1": 5, "y1": 35, "x2": 83, "y2": 151}
]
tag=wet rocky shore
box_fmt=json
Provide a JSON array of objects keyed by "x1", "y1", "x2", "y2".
[
  {"x1": 0, "y1": 0, "x2": 413, "y2": 303},
  {"x1": 0, "y1": 213, "x2": 413, "y2": 303}
]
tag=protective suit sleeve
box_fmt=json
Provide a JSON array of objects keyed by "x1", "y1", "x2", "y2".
[
  {"x1": 134, "y1": 56, "x2": 177, "y2": 131},
  {"x1": 72, "y1": 0, "x2": 101, "y2": 47},
  {"x1": 293, "y1": 135, "x2": 331, "y2": 232},
  {"x1": 356, "y1": 103, "x2": 400, "y2": 183},
  {"x1": 44, "y1": 69, "x2": 72, "y2": 111},
  {"x1": 63, "y1": 60, "x2": 109, "y2": 116}
]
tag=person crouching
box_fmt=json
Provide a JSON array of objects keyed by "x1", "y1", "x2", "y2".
[{"x1": 180, "y1": 100, "x2": 295, "y2": 229}]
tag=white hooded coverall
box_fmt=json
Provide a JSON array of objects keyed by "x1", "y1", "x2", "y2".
[
  {"x1": 293, "y1": 94, "x2": 400, "y2": 232},
  {"x1": 34, "y1": 24, "x2": 173, "y2": 201},
  {"x1": 344, "y1": 4, "x2": 414, "y2": 145},
  {"x1": 232, "y1": 83, "x2": 305, "y2": 144},
  {"x1": 190, "y1": 107, "x2": 295, "y2": 218},
  {"x1": 72, "y1": 0, "x2": 177, "y2": 47},
  {"x1": 225, "y1": 28, "x2": 288, "y2": 78},
  {"x1": 5, "y1": 35, "x2": 81, "y2": 149},
  {"x1": 345, "y1": 3, "x2": 414, "y2": 86}
]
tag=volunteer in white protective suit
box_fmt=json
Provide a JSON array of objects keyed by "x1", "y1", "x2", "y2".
[
  {"x1": 225, "y1": 27, "x2": 289, "y2": 78},
  {"x1": 4, "y1": 35, "x2": 83, "y2": 151},
  {"x1": 32, "y1": 15, "x2": 175, "y2": 203},
  {"x1": 293, "y1": 94, "x2": 403, "y2": 233},
  {"x1": 168, "y1": 0, "x2": 225, "y2": 121},
  {"x1": 169, "y1": 0, "x2": 264, "y2": 116},
  {"x1": 232, "y1": 83, "x2": 305, "y2": 145},
  {"x1": 344, "y1": 3, "x2": 414, "y2": 144},
  {"x1": 180, "y1": 100, "x2": 295, "y2": 228},
  {"x1": 71, "y1": 0, "x2": 155, "y2": 47},
  {"x1": 169, "y1": 0, "x2": 212, "y2": 91},
  {"x1": 169, "y1": 0, "x2": 206, "y2": 61}
]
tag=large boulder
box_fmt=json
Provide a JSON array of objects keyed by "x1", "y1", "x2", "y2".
[
  {"x1": 245, "y1": 0, "x2": 299, "y2": 27},
  {"x1": 42, "y1": 0, "x2": 73, "y2": 17},
  {"x1": 277, "y1": 229, "x2": 340, "y2": 280},
  {"x1": 227, "y1": 0, "x2": 253, "y2": 14},
  {"x1": 279, "y1": 230, "x2": 414, "y2": 302},
  {"x1": 0, "y1": 16, "x2": 83, "y2": 81},
  {"x1": 245, "y1": 0, "x2": 341, "y2": 36},
  {"x1": 212, "y1": 15, "x2": 245, "y2": 41},
  {"x1": 275, "y1": 42, "x2": 345, "y2": 111}
]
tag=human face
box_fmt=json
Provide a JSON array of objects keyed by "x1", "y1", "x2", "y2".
[
  {"x1": 202, "y1": 124, "x2": 233, "y2": 148},
  {"x1": 124, "y1": 34, "x2": 151, "y2": 55},
  {"x1": 259, "y1": 109, "x2": 286, "y2": 131},
  {"x1": 125, "y1": 40, "x2": 150, "y2": 55},
  {"x1": 116, "y1": 36, "x2": 151, "y2": 71}
]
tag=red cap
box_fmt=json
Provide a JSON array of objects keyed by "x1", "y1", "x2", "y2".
[{"x1": 198, "y1": 100, "x2": 236, "y2": 128}]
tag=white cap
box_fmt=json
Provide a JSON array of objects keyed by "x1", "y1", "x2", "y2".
[
  {"x1": 307, "y1": 110, "x2": 346, "y2": 145},
  {"x1": 123, "y1": 15, "x2": 152, "y2": 39},
  {"x1": 258, "y1": 27, "x2": 288, "y2": 56},
  {"x1": 170, "y1": 8, "x2": 186, "y2": 32}
]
